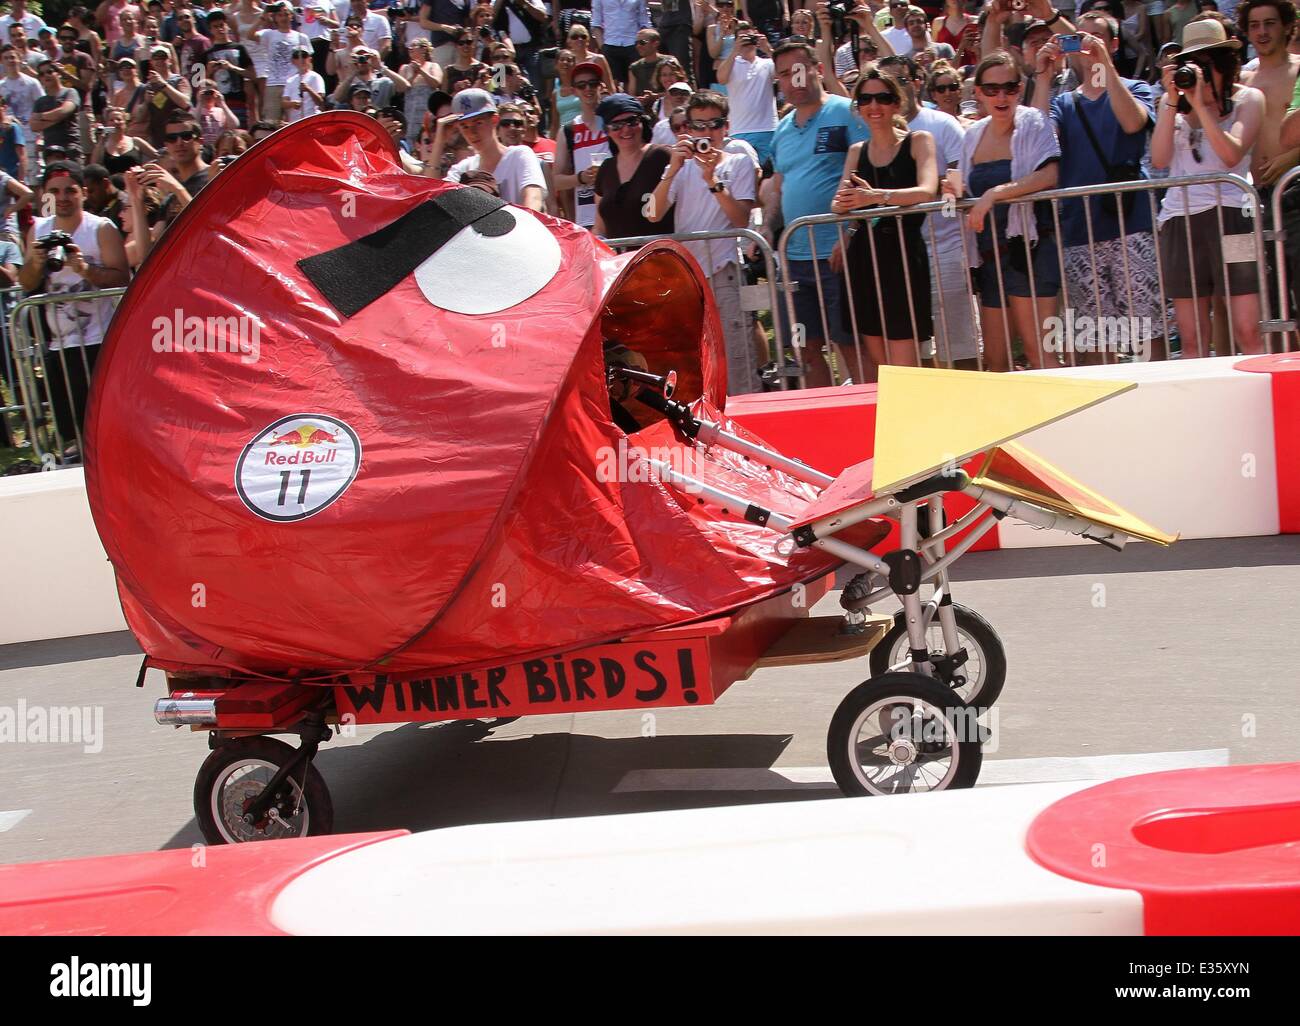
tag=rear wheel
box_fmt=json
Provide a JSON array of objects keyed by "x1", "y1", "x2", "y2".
[
  {"x1": 870, "y1": 603, "x2": 1006, "y2": 710},
  {"x1": 827, "y1": 672, "x2": 984, "y2": 797},
  {"x1": 194, "y1": 736, "x2": 333, "y2": 845}
]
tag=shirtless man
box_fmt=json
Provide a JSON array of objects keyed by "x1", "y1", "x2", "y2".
[{"x1": 1240, "y1": 0, "x2": 1300, "y2": 186}]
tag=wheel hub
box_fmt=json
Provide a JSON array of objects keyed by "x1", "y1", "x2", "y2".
[{"x1": 888, "y1": 737, "x2": 918, "y2": 765}]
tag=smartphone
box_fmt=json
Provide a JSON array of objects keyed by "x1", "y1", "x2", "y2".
[{"x1": 1059, "y1": 34, "x2": 1082, "y2": 53}]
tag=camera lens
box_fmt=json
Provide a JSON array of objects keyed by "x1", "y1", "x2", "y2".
[{"x1": 1173, "y1": 63, "x2": 1198, "y2": 90}]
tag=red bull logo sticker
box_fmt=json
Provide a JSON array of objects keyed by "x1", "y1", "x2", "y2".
[{"x1": 235, "y1": 414, "x2": 361, "y2": 522}]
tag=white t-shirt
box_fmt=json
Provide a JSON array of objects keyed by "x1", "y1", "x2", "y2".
[
  {"x1": 298, "y1": 1, "x2": 335, "y2": 41},
  {"x1": 726, "y1": 54, "x2": 778, "y2": 135},
  {"x1": 449, "y1": 145, "x2": 547, "y2": 207},
  {"x1": 910, "y1": 106, "x2": 965, "y2": 252},
  {"x1": 360, "y1": 11, "x2": 393, "y2": 52},
  {"x1": 567, "y1": 113, "x2": 609, "y2": 228},
  {"x1": 0, "y1": 13, "x2": 47, "y2": 40},
  {"x1": 884, "y1": 27, "x2": 913, "y2": 56},
  {"x1": 651, "y1": 117, "x2": 675, "y2": 147},
  {"x1": 258, "y1": 29, "x2": 312, "y2": 87},
  {"x1": 666, "y1": 149, "x2": 758, "y2": 275},
  {"x1": 0, "y1": 71, "x2": 43, "y2": 125},
  {"x1": 285, "y1": 69, "x2": 325, "y2": 121}
]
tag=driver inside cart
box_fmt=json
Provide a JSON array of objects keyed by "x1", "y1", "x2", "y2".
[{"x1": 603, "y1": 339, "x2": 650, "y2": 434}]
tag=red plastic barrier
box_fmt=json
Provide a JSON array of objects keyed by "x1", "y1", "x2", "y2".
[
  {"x1": 1237, "y1": 354, "x2": 1300, "y2": 533},
  {"x1": 1026, "y1": 763, "x2": 1300, "y2": 935},
  {"x1": 727, "y1": 386, "x2": 999, "y2": 552},
  {"x1": 0, "y1": 831, "x2": 406, "y2": 935}
]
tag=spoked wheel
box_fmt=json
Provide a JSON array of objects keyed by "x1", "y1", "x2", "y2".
[
  {"x1": 827, "y1": 672, "x2": 983, "y2": 797},
  {"x1": 870, "y1": 603, "x2": 1006, "y2": 710},
  {"x1": 194, "y1": 736, "x2": 333, "y2": 845}
]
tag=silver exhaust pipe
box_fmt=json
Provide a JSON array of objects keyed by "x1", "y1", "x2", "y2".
[{"x1": 155, "y1": 695, "x2": 218, "y2": 726}]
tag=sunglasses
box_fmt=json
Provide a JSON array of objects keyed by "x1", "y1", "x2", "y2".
[
  {"x1": 931, "y1": 82, "x2": 960, "y2": 93},
  {"x1": 977, "y1": 80, "x2": 1021, "y2": 96},
  {"x1": 573, "y1": 78, "x2": 600, "y2": 88},
  {"x1": 607, "y1": 116, "x2": 641, "y2": 130},
  {"x1": 635, "y1": 39, "x2": 653, "y2": 46},
  {"x1": 498, "y1": 118, "x2": 525, "y2": 128},
  {"x1": 856, "y1": 91, "x2": 899, "y2": 106},
  {"x1": 686, "y1": 116, "x2": 726, "y2": 130},
  {"x1": 165, "y1": 129, "x2": 198, "y2": 141}
]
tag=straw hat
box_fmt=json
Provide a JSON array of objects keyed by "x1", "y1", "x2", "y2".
[{"x1": 1177, "y1": 20, "x2": 1242, "y2": 60}]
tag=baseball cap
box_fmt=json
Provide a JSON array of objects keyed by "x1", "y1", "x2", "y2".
[
  {"x1": 291, "y1": 46, "x2": 312, "y2": 57},
  {"x1": 452, "y1": 87, "x2": 497, "y2": 120},
  {"x1": 348, "y1": 81, "x2": 373, "y2": 97},
  {"x1": 571, "y1": 61, "x2": 603, "y2": 81},
  {"x1": 150, "y1": 45, "x2": 170, "y2": 58},
  {"x1": 667, "y1": 81, "x2": 691, "y2": 94}
]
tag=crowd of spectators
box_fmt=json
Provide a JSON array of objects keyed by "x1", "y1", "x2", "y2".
[{"x1": 2, "y1": 0, "x2": 1299, "y2": 452}]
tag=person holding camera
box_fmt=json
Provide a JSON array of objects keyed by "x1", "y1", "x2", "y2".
[
  {"x1": 1151, "y1": 18, "x2": 1264, "y2": 355},
  {"x1": 1034, "y1": 12, "x2": 1164, "y2": 362},
  {"x1": 284, "y1": 46, "x2": 327, "y2": 121},
  {"x1": 18, "y1": 161, "x2": 129, "y2": 456},
  {"x1": 492, "y1": 0, "x2": 549, "y2": 87},
  {"x1": 330, "y1": 45, "x2": 406, "y2": 107},
  {"x1": 201, "y1": 12, "x2": 258, "y2": 127},
  {"x1": 715, "y1": 21, "x2": 777, "y2": 164},
  {"x1": 648, "y1": 90, "x2": 761, "y2": 393}
]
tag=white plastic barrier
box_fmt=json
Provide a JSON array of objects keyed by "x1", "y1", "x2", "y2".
[
  {"x1": 1003, "y1": 357, "x2": 1279, "y2": 549},
  {"x1": 270, "y1": 781, "x2": 1142, "y2": 935},
  {"x1": 0, "y1": 468, "x2": 126, "y2": 645}
]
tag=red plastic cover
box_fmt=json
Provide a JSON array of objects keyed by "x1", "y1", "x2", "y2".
[{"x1": 85, "y1": 113, "x2": 841, "y2": 681}]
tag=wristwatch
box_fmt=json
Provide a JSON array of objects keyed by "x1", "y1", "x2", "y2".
[{"x1": 709, "y1": 181, "x2": 726, "y2": 193}]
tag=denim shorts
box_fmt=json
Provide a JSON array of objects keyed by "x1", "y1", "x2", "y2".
[
  {"x1": 974, "y1": 234, "x2": 1062, "y2": 308},
  {"x1": 779, "y1": 258, "x2": 853, "y2": 346}
]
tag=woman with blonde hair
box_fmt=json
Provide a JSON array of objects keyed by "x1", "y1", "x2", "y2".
[{"x1": 833, "y1": 63, "x2": 939, "y2": 372}]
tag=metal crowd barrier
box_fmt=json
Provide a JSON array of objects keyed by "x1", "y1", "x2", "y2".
[
  {"x1": 1268, "y1": 163, "x2": 1300, "y2": 346},
  {"x1": 601, "y1": 227, "x2": 791, "y2": 389},
  {"x1": 7, "y1": 287, "x2": 126, "y2": 469},
  {"x1": 0, "y1": 285, "x2": 24, "y2": 448},
  {"x1": 781, "y1": 173, "x2": 1273, "y2": 386}
]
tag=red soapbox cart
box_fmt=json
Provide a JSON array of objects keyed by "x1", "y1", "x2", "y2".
[{"x1": 83, "y1": 114, "x2": 1175, "y2": 843}]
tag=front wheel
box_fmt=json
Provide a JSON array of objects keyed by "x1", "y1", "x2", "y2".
[
  {"x1": 870, "y1": 603, "x2": 1006, "y2": 711},
  {"x1": 827, "y1": 672, "x2": 984, "y2": 797},
  {"x1": 194, "y1": 736, "x2": 334, "y2": 845}
]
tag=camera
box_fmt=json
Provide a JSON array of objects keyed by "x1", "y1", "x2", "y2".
[
  {"x1": 1173, "y1": 62, "x2": 1200, "y2": 90},
  {"x1": 518, "y1": 82, "x2": 536, "y2": 101},
  {"x1": 1059, "y1": 33, "x2": 1082, "y2": 53},
  {"x1": 826, "y1": 0, "x2": 850, "y2": 35},
  {"x1": 38, "y1": 230, "x2": 74, "y2": 273},
  {"x1": 691, "y1": 137, "x2": 712, "y2": 154}
]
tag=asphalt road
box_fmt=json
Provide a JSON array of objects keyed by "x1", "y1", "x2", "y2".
[{"x1": 2, "y1": 535, "x2": 1298, "y2": 865}]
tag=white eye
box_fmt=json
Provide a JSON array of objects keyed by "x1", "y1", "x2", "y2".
[{"x1": 413, "y1": 206, "x2": 561, "y2": 315}]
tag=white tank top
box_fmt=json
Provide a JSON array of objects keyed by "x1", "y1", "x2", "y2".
[
  {"x1": 35, "y1": 212, "x2": 116, "y2": 349},
  {"x1": 1159, "y1": 100, "x2": 1253, "y2": 223}
]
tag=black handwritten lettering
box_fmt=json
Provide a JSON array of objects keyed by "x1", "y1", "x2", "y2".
[
  {"x1": 486, "y1": 665, "x2": 510, "y2": 707},
  {"x1": 634, "y1": 650, "x2": 667, "y2": 702},
  {"x1": 409, "y1": 678, "x2": 435, "y2": 712},
  {"x1": 677, "y1": 649, "x2": 699, "y2": 704},
  {"x1": 434, "y1": 675, "x2": 461, "y2": 711},
  {"x1": 341, "y1": 680, "x2": 387, "y2": 713},
  {"x1": 462, "y1": 672, "x2": 488, "y2": 710},
  {"x1": 524, "y1": 659, "x2": 554, "y2": 702},
  {"x1": 572, "y1": 658, "x2": 597, "y2": 701},
  {"x1": 600, "y1": 658, "x2": 625, "y2": 698}
]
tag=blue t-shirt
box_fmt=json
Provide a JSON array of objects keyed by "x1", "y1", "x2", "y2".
[
  {"x1": 772, "y1": 94, "x2": 870, "y2": 261},
  {"x1": 1050, "y1": 81, "x2": 1156, "y2": 248},
  {"x1": 0, "y1": 120, "x2": 23, "y2": 180}
]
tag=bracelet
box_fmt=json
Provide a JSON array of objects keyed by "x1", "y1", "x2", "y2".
[{"x1": 1045, "y1": 9, "x2": 1065, "y2": 26}]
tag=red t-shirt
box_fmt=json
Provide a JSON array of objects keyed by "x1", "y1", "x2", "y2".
[{"x1": 530, "y1": 137, "x2": 557, "y2": 163}]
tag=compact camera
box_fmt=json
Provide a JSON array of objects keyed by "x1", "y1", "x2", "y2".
[{"x1": 691, "y1": 137, "x2": 712, "y2": 155}]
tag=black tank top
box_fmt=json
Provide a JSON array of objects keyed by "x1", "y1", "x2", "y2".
[{"x1": 855, "y1": 131, "x2": 924, "y2": 233}]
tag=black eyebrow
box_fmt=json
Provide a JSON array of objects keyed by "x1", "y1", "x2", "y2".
[{"x1": 297, "y1": 188, "x2": 514, "y2": 317}]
